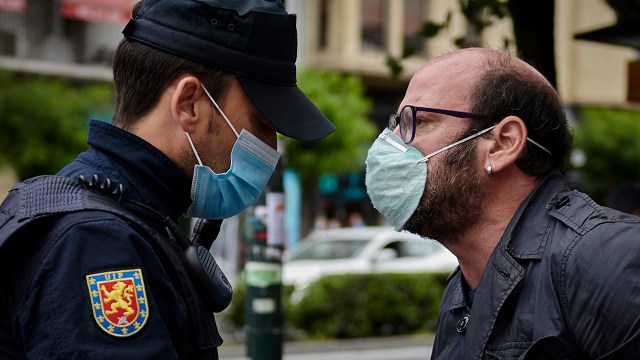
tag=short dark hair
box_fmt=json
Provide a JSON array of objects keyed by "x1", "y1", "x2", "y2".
[
  {"x1": 111, "y1": 1, "x2": 231, "y2": 129},
  {"x1": 467, "y1": 52, "x2": 573, "y2": 177}
]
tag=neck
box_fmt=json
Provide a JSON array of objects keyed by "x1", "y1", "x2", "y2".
[
  {"x1": 446, "y1": 170, "x2": 539, "y2": 289},
  {"x1": 130, "y1": 100, "x2": 194, "y2": 177}
]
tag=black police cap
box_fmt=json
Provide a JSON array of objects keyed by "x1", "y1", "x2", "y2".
[{"x1": 122, "y1": 0, "x2": 335, "y2": 141}]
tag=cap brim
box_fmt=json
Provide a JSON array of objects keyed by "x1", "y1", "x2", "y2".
[{"x1": 236, "y1": 75, "x2": 336, "y2": 141}]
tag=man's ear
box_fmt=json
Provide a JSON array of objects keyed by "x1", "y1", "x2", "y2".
[
  {"x1": 485, "y1": 116, "x2": 527, "y2": 175},
  {"x1": 170, "y1": 76, "x2": 205, "y2": 133}
]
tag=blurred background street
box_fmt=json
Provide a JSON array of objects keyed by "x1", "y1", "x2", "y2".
[
  {"x1": 1, "y1": 0, "x2": 640, "y2": 358},
  {"x1": 218, "y1": 334, "x2": 434, "y2": 360}
]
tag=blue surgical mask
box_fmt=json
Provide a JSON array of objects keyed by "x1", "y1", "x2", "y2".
[{"x1": 184, "y1": 86, "x2": 280, "y2": 219}]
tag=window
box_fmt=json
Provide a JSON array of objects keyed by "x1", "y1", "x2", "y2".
[
  {"x1": 0, "y1": 31, "x2": 16, "y2": 56},
  {"x1": 291, "y1": 239, "x2": 369, "y2": 260},
  {"x1": 384, "y1": 240, "x2": 440, "y2": 257},
  {"x1": 318, "y1": 0, "x2": 330, "y2": 49},
  {"x1": 361, "y1": 0, "x2": 388, "y2": 51},
  {"x1": 403, "y1": 0, "x2": 426, "y2": 55}
]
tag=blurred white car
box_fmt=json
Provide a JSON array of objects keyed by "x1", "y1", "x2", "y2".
[{"x1": 282, "y1": 226, "x2": 458, "y2": 289}]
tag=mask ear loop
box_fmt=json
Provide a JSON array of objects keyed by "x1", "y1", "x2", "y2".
[
  {"x1": 201, "y1": 84, "x2": 239, "y2": 139},
  {"x1": 185, "y1": 132, "x2": 204, "y2": 166},
  {"x1": 526, "y1": 137, "x2": 552, "y2": 156},
  {"x1": 417, "y1": 125, "x2": 497, "y2": 163}
]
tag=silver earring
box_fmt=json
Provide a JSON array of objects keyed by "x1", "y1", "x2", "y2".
[{"x1": 486, "y1": 165, "x2": 493, "y2": 177}]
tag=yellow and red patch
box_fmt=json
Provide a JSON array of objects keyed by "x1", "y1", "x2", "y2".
[{"x1": 86, "y1": 268, "x2": 149, "y2": 337}]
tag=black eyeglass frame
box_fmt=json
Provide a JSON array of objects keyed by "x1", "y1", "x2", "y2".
[{"x1": 388, "y1": 105, "x2": 491, "y2": 144}]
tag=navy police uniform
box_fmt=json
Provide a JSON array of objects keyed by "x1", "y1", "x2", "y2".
[
  {"x1": 0, "y1": 120, "x2": 222, "y2": 359},
  {"x1": 0, "y1": 0, "x2": 337, "y2": 357}
]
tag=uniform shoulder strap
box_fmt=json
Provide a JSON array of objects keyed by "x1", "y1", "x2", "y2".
[{"x1": 0, "y1": 175, "x2": 140, "y2": 254}]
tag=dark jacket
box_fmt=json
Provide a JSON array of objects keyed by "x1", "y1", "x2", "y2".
[
  {"x1": 432, "y1": 172, "x2": 640, "y2": 359},
  {"x1": 0, "y1": 120, "x2": 221, "y2": 359}
]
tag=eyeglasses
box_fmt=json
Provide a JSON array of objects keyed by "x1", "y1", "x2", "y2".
[{"x1": 388, "y1": 105, "x2": 491, "y2": 144}]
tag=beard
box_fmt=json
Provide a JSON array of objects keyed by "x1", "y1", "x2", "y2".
[{"x1": 403, "y1": 140, "x2": 485, "y2": 246}]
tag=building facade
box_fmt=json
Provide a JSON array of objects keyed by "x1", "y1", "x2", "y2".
[
  {"x1": 1, "y1": 1, "x2": 636, "y2": 108},
  {"x1": 0, "y1": 0, "x2": 125, "y2": 81},
  {"x1": 0, "y1": 0, "x2": 638, "y2": 203},
  {"x1": 289, "y1": 0, "x2": 638, "y2": 126}
]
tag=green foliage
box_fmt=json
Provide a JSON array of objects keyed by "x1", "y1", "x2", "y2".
[
  {"x1": 284, "y1": 69, "x2": 376, "y2": 187},
  {"x1": 572, "y1": 107, "x2": 640, "y2": 200},
  {"x1": 291, "y1": 273, "x2": 449, "y2": 338},
  {"x1": 386, "y1": 55, "x2": 405, "y2": 78},
  {"x1": 386, "y1": 12, "x2": 453, "y2": 77},
  {"x1": 225, "y1": 275, "x2": 248, "y2": 329},
  {"x1": 0, "y1": 71, "x2": 113, "y2": 179},
  {"x1": 225, "y1": 272, "x2": 450, "y2": 339},
  {"x1": 224, "y1": 275, "x2": 297, "y2": 336},
  {"x1": 418, "y1": 14, "x2": 453, "y2": 38},
  {"x1": 458, "y1": 0, "x2": 509, "y2": 32},
  {"x1": 385, "y1": 0, "x2": 511, "y2": 77}
]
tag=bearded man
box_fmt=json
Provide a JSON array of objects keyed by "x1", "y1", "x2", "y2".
[{"x1": 365, "y1": 48, "x2": 640, "y2": 359}]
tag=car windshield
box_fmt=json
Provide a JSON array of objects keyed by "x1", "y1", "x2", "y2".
[{"x1": 290, "y1": 239, "x2": 369, "y2": 260}]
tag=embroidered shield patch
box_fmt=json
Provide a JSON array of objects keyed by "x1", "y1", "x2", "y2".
[{"x1": 86, "y1": 268, "x2": 149, "y2": 337}]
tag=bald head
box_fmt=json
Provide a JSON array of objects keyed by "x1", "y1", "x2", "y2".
[
  {"x1": 401, "y1": 49, "x2": 481, "y2": 111},
  {"x1": 404, "y1": 48, "x2": 552, "y2": 108},
  {"x1": 401, "y1": 48, "x2": 572, "y2": 177},
  {"x1": 428, "y1": 48, "x2": 551, "y2": 80}
]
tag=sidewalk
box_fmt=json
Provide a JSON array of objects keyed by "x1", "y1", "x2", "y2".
[{"x1": 217, "y1": 333, "x2": 435, "y2": 358}]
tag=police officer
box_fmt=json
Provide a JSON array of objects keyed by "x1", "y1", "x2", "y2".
[{"x1": 0, "y1": 0, "x2": 334, "y2": 358}]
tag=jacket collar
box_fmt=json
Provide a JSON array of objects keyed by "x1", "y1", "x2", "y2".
[
  {"x1": 500, "y1": 170, "x2": 569, "y2": 260},
  {"x1": 64, "y1": 120, "x2": 192, "y2": 224},
  {"x1": 449, "y1": 171, "x2": 569, "y2": 309},
  {"x1": 448, "y1": 170, "x2": 570, "y2": 358}
]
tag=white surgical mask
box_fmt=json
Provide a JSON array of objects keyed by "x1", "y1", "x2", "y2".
[
  {"x1": 365, "y1": 127, "x2": 495, "y2": 230},
  {"x1": 365, "y1": 129, "x2": 427, "y2": 230},
  {"x1": 365, "y1": 126, "x2": 551, "y2": 230}
]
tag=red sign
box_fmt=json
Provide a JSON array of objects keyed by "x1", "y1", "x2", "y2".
[
  {"x1": 0, "y1": 0, "x2": 26, "y2": 12},
  {"x1": 60, "y1": 0, "x2": 134, "y2": 23}
]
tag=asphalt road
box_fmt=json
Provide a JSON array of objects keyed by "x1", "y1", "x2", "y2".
[{"x1": 218, "y1": 334, "x2": 434, "y2": 360}]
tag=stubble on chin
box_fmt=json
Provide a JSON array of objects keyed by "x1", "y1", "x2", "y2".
[
  {"x1": 403, "y1": 141, "x2": 485, "y2": 246},
  {"x1": 181, "y1": 112, "x2": 231, "y2": 175}
]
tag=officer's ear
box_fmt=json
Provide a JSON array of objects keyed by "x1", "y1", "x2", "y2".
[{"x1": 171, "y1": 76, "x2": 207, "y2": 133}]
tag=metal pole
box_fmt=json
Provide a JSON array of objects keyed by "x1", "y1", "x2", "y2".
[{"x1": 245, "y1": 158, "x2": 284, "y2": 360}]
